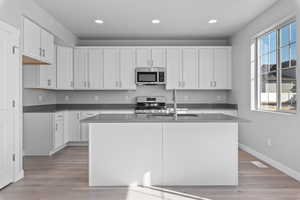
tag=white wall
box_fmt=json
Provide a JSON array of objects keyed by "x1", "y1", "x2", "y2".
[
  {"x1": 0, "y1": 0, "x2": 77, "y2": 45},
  {"x1": 55, "y1": 87, "x2": 228, "y2": 104},
  {"x1": 229, "y1": 0, "x2": 300, "y2": 176}
]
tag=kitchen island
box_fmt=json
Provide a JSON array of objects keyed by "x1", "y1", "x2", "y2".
[{"x1": 83, "y1": 113, "x2": 239, "y2": 186}]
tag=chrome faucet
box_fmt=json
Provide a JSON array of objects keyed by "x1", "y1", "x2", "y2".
[{"x1": 173, "y1": 89, "x2": 178, "y2": 120}]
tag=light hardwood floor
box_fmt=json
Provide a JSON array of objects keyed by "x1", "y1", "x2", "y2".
[{"x1": 0, "y1": 147, "x2": 300, "y2": 200}]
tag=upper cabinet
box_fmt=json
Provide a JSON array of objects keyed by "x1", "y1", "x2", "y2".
[
  {"x1": 166, "y1": 47, "x2": 232, "y2": 90},
  {"x1": 56, "y1": 46, "x2": 74, "y2": 90},
  {"x1": 74, "y1": 48, "x2": 88, "y2": 89},
  {"x1": 136, "y1": 48, "x2": 166, "y2": 68},
  {"x1": 199, "y1": 47, "x2": 232, "y2": 90},
  {"x1": 73, "y1": 48, "x2": 136, "y2": 90},
  {"x1": 23, "y1": 18, "x2": 54, "y2": 65}
]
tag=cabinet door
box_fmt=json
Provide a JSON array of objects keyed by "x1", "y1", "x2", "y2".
[
  {"x1": 80, "y1": 112, "x2": 99, "y2": 142},
  {"x1": 40, "y1": 29, "x2": 54, "y2": 64},
  {"x1": 54, "y1": 119, "x2": 64, "y2": 149},
  {"x1": 39, "y1": 49, "x2": 56, "y2": 89},
  {"x1": 103, "y1": 49, "x2": 120, "y2": 89},
  {"x1": 151, "y1": 48, "x2": 166, "y2": 68},
  {"x1": 214, "y1": 48, "x2": 231, "y2": 89},
  {"x1": 119, "y1": 48, "x2": 136, "y2": 90},
  {"x1": 199, "y1": 48, "x2": 214, "y2": 89},
  {"x1": 88, "y1": 48, "x2": 104, "y2": 89},
  {"x1": 23, "y1": 18, "x2": 41, "y2": 60},
  {"x1": 166, "y1": 48, "x2": 182, "y2": 89},
  {"x1": 74, "y1": 48, "x2": 88, "y2": 89},
  {"x1": 136, "y1": 48, "x2": 150, "y2": 67},
  {"x1": 67, "y1": 111, "x2": 81, "y2": 142},
  {"x1": 57, "y1": 46, "x2": 74, "y2": 89},
  {"x1": 54, "y1": 113, "x2": 64, "y2": 149},
  {"x1": 182, "y1": 48, "x2": 198, "y2": 89}
]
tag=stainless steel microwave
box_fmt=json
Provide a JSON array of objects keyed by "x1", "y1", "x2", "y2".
[{"x1": 135, "y1": 67, "x2": 166, "y2": 85}]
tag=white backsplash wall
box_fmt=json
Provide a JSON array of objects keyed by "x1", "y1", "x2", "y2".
[
  {"x1": 55, "y1": 86, "x2": 228, "y2": 104},
  {"x1": 23, "y1": 89, "x2": 57, "y2": 106}
]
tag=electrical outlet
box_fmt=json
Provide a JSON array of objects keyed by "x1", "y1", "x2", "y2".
[
  {"x1": 267, "y1": 138, "x2": 272, "y2": 147},
  {"x1": 38, "y1": 95, "x2": 43, "y2": 102},
  {"x1": 65, "y1": 96, "x2": 69, "y2": 101}
]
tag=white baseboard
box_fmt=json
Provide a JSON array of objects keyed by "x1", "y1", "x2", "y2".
[
  {"x1": 14, "y1": 169, "x2": 24, "y2": 182},
  {"x1": 67, "y1": 141, "x2": 88, "y2": 146},
  {"x1": 239, "y1": 143, "x2": 300, "y2": 182},
  {"x1": 49, "y1": 144, "x2": 66, "y2": 156}
]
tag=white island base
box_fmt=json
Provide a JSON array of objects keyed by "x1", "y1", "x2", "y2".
[{"x1": 89, "y1": 122, "x2": 238, "y2": 186}]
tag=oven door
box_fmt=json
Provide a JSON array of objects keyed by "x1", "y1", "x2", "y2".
[{"x1": 136, "y1": 72, "x2": 158, "y2": 84}]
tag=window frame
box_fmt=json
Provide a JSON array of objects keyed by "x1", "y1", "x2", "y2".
[{"x1": 252, "y1": 17, "x2": 297, "y2": 114}]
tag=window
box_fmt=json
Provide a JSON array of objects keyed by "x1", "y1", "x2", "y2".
[{"x1": 252, "y1": 19, "x2": 297, "y2": 113}]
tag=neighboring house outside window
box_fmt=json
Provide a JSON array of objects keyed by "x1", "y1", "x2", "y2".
[{"x1": 251, "y1": 18, "x2": 297, "y2": 113}]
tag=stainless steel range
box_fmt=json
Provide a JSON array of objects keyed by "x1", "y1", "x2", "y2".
[{"x1": 135, "y1": 96, "x2": 169, "y2": 114}]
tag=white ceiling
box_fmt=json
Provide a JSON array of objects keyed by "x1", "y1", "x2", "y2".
[{"x1": 33, "y1": 0, "x2": 279, "y2": 40}]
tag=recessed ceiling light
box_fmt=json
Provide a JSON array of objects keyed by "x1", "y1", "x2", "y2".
[
  {"x1": 95, "y1": 19, "x2": 104, "y2": 24},
  {"x1": 152, "y1": 19, "x2": 160, "y2": 24},
  {"x1": 208, "y1": 19, "x2": 218, "y2": 24}
]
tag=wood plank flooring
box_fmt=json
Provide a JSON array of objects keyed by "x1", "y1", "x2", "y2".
[{"x1": 0, "y1": 147, "x2": 300, "y2": 200}]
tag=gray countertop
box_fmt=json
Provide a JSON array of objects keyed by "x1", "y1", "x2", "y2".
[
  {"x1": 23, "y1": 103, "x2": 238, "y2": 113},
  {"x1": 81, "y1": 113, "x2": 240, "y2": 123}
]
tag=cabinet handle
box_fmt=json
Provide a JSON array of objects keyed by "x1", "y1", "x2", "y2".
[
  {"x1": 48, "y1": 79, "x2": 51, "y2": 86},
  {"x1": 56, "y1": 123, "x2": 58, "y2": 131},
  {"x1": 39, "y1": 48, "x2": 42, "y2": 56},
  {"x1": 43, "y1": 49, "x2": 45, "y2": 57},
  {"x1": 214, "y1": 81, "x2": 217, "y2": 87}
]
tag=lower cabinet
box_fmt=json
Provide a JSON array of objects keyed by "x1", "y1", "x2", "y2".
[
  {"x1": 79, "y1": 112, "x2": 99, "y2": 142},
  {"x1": 54, "y1": 112, "x2": 64, "y2": 149},
  {"x1": 23, "y1": 112, "x2": 67, "y2": 155},
  {"x1": 66, "y1": 111, "x2": 99, "y2": 143}
]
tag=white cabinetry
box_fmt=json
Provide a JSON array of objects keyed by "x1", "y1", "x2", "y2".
[
  {"x1": 103, "y1": 49, "x2": 120, "y2": 89},
  {"x1": 181, "y1": 48, "x2": 198, "y2": 89},
  {"x1": 213, "y1": 48, "x2": 232, "y2": 89},
  {"x1": 136, "y1": 48, "x2": 165, "y2": 68},
  {"x1": 54, "y1": 112, "x2": 64, "y2": 150},
  {"x1": 119, "y1": 48, "x2": 136, "y2": 90},
  {"x1": 23, "y1": 18, "x2": 54, "y2": 64},
  {"x1": 56, "y1": 46, "x2": 74, "y2": 89},
  {"x1": 166, "y1": 47, "x2": 232, "y2": 90},
  {"x1": 166, "y1": 48, "x2": 198, "y2": 89},
  {"x1": 80, "y1": 112, "x2": 99, "y2": 142},
  {"x1": 66, "y1": 111, "x2": 81, "y2": 142},
  {"x1": 74, "y1": 48, "x2": 88, "y2": 89},
  {"x1": 88, "y1": 48, "x2": 104, "y2": 89},
  {"x1": 166, "y1": 48, "x2": 181, "y2": 89},
  {"x1": 23, "y1": 47, "x2": 56, "y2": 89},
  {"x1": 199, "y1": 47, "x2": 232, "y2": 89}
]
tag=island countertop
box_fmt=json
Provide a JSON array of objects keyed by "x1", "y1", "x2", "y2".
[{"x1": 81, "y1": 113, "x2": 240, "y2": 123}]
